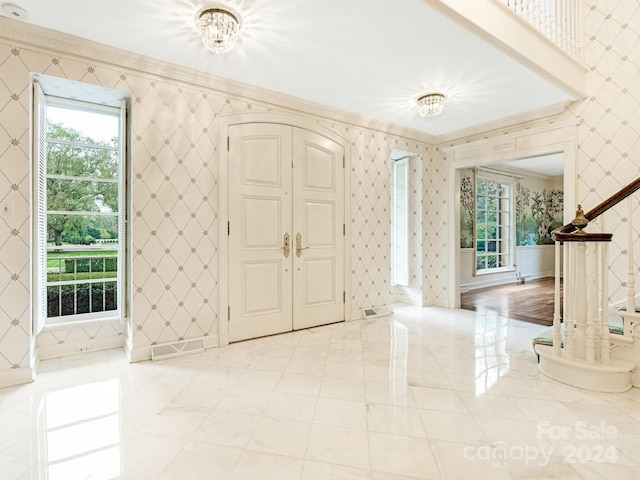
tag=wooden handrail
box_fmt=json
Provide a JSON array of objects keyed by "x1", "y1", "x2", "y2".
[{"x1": 553, "y1": 177, "x2": 640, "y2": 241}]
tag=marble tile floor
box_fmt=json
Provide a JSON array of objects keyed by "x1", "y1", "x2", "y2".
[{"x1": 1, "y1": 304, "x2": 640, "y2": 479}]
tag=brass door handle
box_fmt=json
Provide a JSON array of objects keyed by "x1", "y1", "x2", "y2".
[
  {"x1": 282, "y1": 233, "x2": 290, "y2": 258},
  {"x1": 296, "y1": 233, "x2": 309, "y2": 257}
]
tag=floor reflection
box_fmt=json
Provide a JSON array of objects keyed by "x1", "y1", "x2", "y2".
[
  {"x1": 37, "y1": 379, "x2": 122, "y2": 479},
  {"x1": 474, "y1": 310, "x2": 510, "y2": 396},
  {"x1": 389, "y1": 320, "x2": 408, "y2": 400}
]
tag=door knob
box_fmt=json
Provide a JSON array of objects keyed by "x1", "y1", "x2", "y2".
[
  {"x1": 296, "y1": 232, "x2": 309, "y2": 257},
  {"x1": 282, "y1": 233, "x2": 290, "y2": 257}
]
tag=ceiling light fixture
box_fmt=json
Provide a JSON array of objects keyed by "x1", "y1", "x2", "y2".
[
  {"x1": 195, "y1": 7, "x2": 241, "y2": 53},
  {"x1": 416, "y1": 93, "x2": 446, "y2": 118},
  {"x1": 1, "y1": 3, "x2": 28, "y2": 19}
]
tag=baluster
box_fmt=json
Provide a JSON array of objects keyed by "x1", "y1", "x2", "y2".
[
  {"x1": 570, "y1": 0, "x2": 578, "y2": 58},
  {"x1": 544, "y1": 0, "x2": 553, "y2": 39},
  {"x1": 577, "y1": 0, "x2": 585, "y2": 61},
  {"x1": 532, "y1": 0, "x2": 541, "y2": 33},
  {"x1": 600, "y1": 218, "x2": 610, "y2": 363},
  {"x1": 574, "y1": 242, "x2": 587, "y2": 359},
  {"x1": 586, "y1": 243, "x2": 597, "y2": 364},
  {"x1": 553, "y1": 240, "x2": 562, "y2": 356},
  {"x1": 565, "y1": 242, "x2": 575, "y2": 359},
  {"x1": 553, "y1": 0, "x2": 560, "y2": 51},
  {"x1": 559, "y1": 0, "x2": 567, "y2": 54}
]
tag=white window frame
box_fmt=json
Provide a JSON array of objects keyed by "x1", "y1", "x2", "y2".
[
  {"x1": 391, "y1": 157, "x2": 409, "y2": 286},
  {"x1": 474, "y1": 174, "x2": 514, "y2": 274},
  {"x1": 33, "y1": 83, "x2": 127, "y2": 332}
]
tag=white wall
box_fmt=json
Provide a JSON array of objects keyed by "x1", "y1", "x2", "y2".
[{"x1": 460, "y1": 245, "x2": 556, "y2": 290}]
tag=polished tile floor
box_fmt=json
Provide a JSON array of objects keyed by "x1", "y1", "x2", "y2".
[{"x1": 2, "y1": 305, "x2": 640, "y2": 479}]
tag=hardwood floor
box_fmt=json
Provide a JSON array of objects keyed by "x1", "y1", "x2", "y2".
[{"x1": 460, "y1": 277, "x2": 561, "y2": 326}]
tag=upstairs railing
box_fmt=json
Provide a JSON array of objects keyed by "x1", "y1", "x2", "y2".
[
  {"x1": 500, "y1": 0, "x2": 583, "y2": 61},
  {"x1": 551, "y1": 178, "x2": 640, "y2": 365}
]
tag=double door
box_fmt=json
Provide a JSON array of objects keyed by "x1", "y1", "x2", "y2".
[{"x1": 228, "y1": 123, "x2": 345, "y2": 342}]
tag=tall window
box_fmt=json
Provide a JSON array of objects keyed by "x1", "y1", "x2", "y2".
[
  {"x1": 391, "y1": 157, "x2": 409, "y2": 285},
  {"x1": 475, "y1": 177, "x2": 512, "y2": 273},
  {"x1": 34, "y1": 83, "x2": 126, "y2": 328}
]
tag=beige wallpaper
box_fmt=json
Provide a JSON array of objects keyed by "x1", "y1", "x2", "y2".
[
  {"x1": 0, "y1": 0, "x2": 634, "y2": 384},
  {"x1": 0, "y1": 25, "x2": 442, "y2": 381}
]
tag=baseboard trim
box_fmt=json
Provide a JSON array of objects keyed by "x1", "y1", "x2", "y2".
[
  {"x1": 462, "y1": 273, "x2": 554, "y2": 291},
  {"x1": 37, "y1": 335, "x2": 125, "y2": 361},
  {"x1": 0, "y1": 366, "x2": 35, "y2": 389}
]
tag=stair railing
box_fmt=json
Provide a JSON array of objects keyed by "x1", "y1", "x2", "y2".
[
  {"x1": 500, "y1": 0, "x2": 584, "y2": 61},
  {"x1": 552, "y1": 177, "x2": 640, "y2": 364}
]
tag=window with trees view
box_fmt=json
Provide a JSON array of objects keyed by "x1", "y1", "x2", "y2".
[
  {"x1": 475, "y1": 178, "x2": 512, "y2": 273},
  {"x1": 34, "y1": 83, "x2": 126, "y2": 327}
]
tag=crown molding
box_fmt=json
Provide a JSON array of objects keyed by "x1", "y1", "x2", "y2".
[
  {"x1": 434, "y1": 101, "x2": 572, "y2": 146},
  {"x1": 0, "y1": 17, "x2": 436, "y2": 145}
]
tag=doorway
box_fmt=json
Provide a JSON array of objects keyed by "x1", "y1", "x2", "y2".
[
  {"x1": 444, "y1": 122, "x2": 577, "y2": 310},
  {"x1": 457, "y1": 155, "x2": 564, "y2": 321},
  {"x1": 227, "y1": 123, "x2": 345, "y2": 342}
]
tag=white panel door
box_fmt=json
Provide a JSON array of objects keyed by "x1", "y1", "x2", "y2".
[
  {"x1": 292, "y1": 128, "x2": 344, "y2": 329},
  {"x1": 229, "y1": 124, "x2": 293, "y2": 342},
  {"x1": 228, "y1": 123, "x2": 344, "y2": 341}
]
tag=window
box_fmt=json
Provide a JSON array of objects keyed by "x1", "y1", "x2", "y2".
[
  {"x1": 475, "y1": 177, "x2": 512, "y2": 273},
  {"x1": 391, "y1": 157, "x2": 409, "y2": 285},
  {"x1": 33, "y1": 82, "x2": 126, "y2": 329}
]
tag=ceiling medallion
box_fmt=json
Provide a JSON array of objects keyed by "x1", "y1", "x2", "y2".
[
  {"x1": 416, "y1": 93, "x2": 446, "y2": 117},
  {"x1": 195, "y1": 7, "x2": 241, "y2": 53}
]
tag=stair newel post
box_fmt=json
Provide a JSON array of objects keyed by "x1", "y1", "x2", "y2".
[
  {"x1": 627, "y1": 196, "x2": 636, "y2": 314},
  {"x1": 600, "y1": 236, "x2": 610, "y2": 364},
  {"x1": 553, "y1": 240, "x2": 562, "y2": 356},
  {"x1": 571, "y1": 205, "x2": 590, "y2": 360},
  {"x1": 586, "y1": 243, "x2": 598, "y2": 364}
]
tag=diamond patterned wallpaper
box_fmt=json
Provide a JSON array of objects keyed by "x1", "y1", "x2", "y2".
[
  {"x1": 0, "y1": 29, "x2": 439, "y2": 378},
  {"x1": 424, "y1": 146, "x2": 448, "y2": 307},
  {"x1": 566, "y1": 0, "x2": 640, "y2": 304},
  {"x1": 1, "y1": 0, "x2": 634, "y2": 382}
]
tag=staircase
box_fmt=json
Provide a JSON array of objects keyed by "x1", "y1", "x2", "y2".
[{"x1": 534, "y1": 178, "x2": 640, "y2": 392}]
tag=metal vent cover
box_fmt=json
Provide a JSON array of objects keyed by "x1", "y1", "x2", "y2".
[{"x1": 151, "y1": 337, "x2": 205, "y2": 361}]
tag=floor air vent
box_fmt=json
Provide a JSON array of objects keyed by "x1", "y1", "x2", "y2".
[
  {"x1": 362, "y1": 306, "x2": 391, "y2": 319},
  {"x1": 151, "y1": 337, "x2": 205, "y2": 361}
]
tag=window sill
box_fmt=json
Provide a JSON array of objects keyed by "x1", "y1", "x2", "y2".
[{"x1": 42, "y1": 315, "x2": 123, "y2": 332}]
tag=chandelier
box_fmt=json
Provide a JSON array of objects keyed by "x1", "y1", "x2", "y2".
[
  {"x1": 196, "y1": 7, "x2": 241, "y2": 53},
  {"x1": 416, "y1": 93, "x2": 446, "y2": 117}
]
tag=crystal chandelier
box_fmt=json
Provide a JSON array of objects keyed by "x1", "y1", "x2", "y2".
[
  {"x1": 416, "y1": 93, "x2": 446, "y2": 117},
  {"x1": 196, "y1": 7, "x2": 241, "y2": 53}
]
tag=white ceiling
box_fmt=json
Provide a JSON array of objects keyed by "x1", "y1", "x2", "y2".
[{"x1": 2, "y1": 0, "x2": 576, "y2": 137}]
